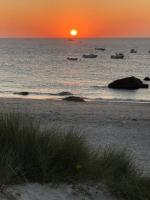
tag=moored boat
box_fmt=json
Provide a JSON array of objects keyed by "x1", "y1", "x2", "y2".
[
  {"x1": 82, "y1": 54, "x2": 98, "y2": 58},
  {"x1": 68, "y1": 38, "x2": 74, "y2": 41},
  {"x1": 95, "y1": 48, "x2": 105, "y2": 51},
  {"x1": 67, "y1": 57, "x2": 78, "y2": 61},
  {"x1": 130, "y1": 49, "x2": 137, "y2": 53},
  {"x1": 111, "y1": 53, "x2": 124, "y2": 59}
]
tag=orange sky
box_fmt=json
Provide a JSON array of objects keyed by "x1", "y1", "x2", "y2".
[{"x1": 0, "y1": 0, "x2": 150, "y2": 38}]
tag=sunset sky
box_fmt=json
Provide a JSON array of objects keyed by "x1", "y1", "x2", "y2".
[{"x1": 0, "y1": 0, "x2": 150, "y2": 38}]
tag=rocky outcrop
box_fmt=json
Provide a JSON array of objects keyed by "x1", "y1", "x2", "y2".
[
  {"x1": 57, "y1": 92, "x2": 73, "y2": 96},
  {"x1": 63, "y1": 96, "x2": 85, "y2": 102},
  {"x1": 108, "y1": 76, "x2": 148, "y2": 90},
  {"x1": 14, "y1": 92, "x2": 29, "y2": 96},
  {"x1": 144, "y1": 77, "x2": 150, "y2": 81},
  {"x1": 49, "y1": 91, "x2": 73, "y2": 96}
]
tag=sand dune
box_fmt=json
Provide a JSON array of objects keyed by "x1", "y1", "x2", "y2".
[{"x1": 0, "y1": 97, "x2": 149, "y2": 200}]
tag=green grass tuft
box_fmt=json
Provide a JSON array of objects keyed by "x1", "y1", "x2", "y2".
[{"x1": 0, "y1": 113, "x2": 149, "y2": 200}]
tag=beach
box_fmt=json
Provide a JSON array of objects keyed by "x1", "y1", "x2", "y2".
[
  {"x1": 0, "y1": 97, "x2": 149, "y2": 174},
  {"x1": 0, "y1": 97, "x2": 150, "y2": 200}
]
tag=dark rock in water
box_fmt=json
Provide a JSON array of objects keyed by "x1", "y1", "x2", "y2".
[
  {"x1": 14, "y1": 92, "x2": 29, "y2": 96},
  {"x1": 144, "y1": 77, "x2": 150, "y2": 81},
  {"x1": 49, "y1": 91, "x2": 73, "y2": 96},
  {"x1": 108, "y1": 76, "x2": 149, "y2": 90},
  {"x1": 57, "y1": 91, "x2": 73, "y2": 96},
  {"x1": 63, "y1": 96, "x2": 85, "y2": 102}
]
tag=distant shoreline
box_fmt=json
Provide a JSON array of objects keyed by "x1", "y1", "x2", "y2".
[{"x1": 0, "y1": 37, "x2": 150, "y2": 39}]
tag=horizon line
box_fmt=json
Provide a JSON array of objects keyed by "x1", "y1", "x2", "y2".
[{"x1": 0, "y1": 36, "x2": 150, "y2": 39}]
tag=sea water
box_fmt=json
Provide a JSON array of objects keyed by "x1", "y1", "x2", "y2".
[{"x1": 0, "y1": 38, "x2": 149, "y2": 101}]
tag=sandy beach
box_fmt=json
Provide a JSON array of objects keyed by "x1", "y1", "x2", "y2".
[
  {"x1": 0, "y1": 97, "x2": 149, "y2": 175},
  {"x1": 0, "y1": 97, "x2": 149, "y2": 200}
]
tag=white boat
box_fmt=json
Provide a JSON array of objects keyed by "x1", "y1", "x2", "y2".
[
  {"x1": 82, "y1": 54, "x2": 98, "y2": 58},
  {"x1": 130, "y1": 49, "x2": 137, "y2": 53},
  {"x1": 111, "y1": 53, "x2": 124, "y2": 59}
]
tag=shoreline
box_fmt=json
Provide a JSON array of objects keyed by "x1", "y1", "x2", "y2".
[{"x1": 0, "y1": 94, "x2": 150, "y2": 104}]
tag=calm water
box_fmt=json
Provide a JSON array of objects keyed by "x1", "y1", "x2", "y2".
[{"x1": 0, "y1": 38, "x2": 150, "y2": 101}]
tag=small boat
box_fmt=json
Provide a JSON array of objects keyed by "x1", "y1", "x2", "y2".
[
  {"x1": 95, "y1": 48, "x2": 105, "y2": 51},
  {"x1": 130, "y1": 49, "x2": 137, "y2": 53},
  {"x1": 82, "y1": 54, "x2": 98, "y2": 58},
  {"x1": 67, "y1": 57, "x2": 78, "y2": 61},
  {"x1": 111, "y1": 53, "x2": 124, "y2": 59},
  {"x1": 68, "y1": 38, "x2": 74, "y2": 42}
]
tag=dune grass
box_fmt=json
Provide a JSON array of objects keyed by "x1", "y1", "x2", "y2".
[{"x1": 0, "y1": 113, "x2": 149, "y2": 199}]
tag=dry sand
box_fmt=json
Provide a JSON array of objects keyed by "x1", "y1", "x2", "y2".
[
  {"x1": 0, "y1": 97, "x2": 149, "y2": 200},
  {"x1": 0, "y1": 97, "x2": 149, "y2": 174}
]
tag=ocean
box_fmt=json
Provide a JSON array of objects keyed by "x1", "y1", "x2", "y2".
[{"x1": 0, "y1": 38, "x2": 150, "y2": 102}]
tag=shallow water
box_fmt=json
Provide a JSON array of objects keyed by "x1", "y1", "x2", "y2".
[{"x1": 0, "y1": 38, "x2": 150, "y2": 101}]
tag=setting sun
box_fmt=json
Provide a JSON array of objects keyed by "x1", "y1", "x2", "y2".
[{"x1": 70, "y1": 29, "x2": 78, "y2": 37}]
